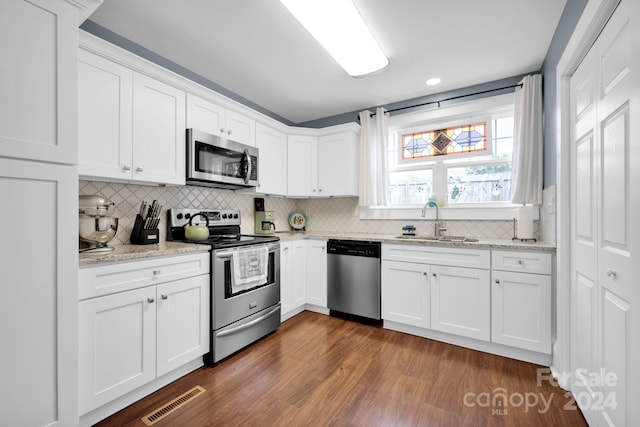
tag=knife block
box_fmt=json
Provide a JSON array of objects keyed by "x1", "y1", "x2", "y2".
[{"x1": 130, "y1": 214, "x2": 160, "y2": 245}]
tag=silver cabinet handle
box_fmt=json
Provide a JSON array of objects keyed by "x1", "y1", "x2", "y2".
[
  {"x1": 135, "y1": 166, "x2": 144, "y2": 172},
  {"x1": 122, "y1": 165, "x2": 131, "y2": 171},
  {"x1": 606, "y1": 268, "x2": 617, "y2": 279},
  {"x1": 161, "y1": 294, "x2": 168, "y2": 300},
  {"x1": 147, "y1": 297, "x2": 155, "y2": 303}
]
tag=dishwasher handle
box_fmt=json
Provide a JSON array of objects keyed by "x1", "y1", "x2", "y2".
[{"x1": 327, "y1": 239, "x2": 381, "y2": 258}]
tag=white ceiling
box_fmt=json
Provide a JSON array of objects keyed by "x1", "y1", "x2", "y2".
[{"x1": 87, "y1": 0, "x2": 566, "y2": 125}]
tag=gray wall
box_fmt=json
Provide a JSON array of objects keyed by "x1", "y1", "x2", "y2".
[{"x1": 540, "y1": 0, "x2": 588, "y2": 187}]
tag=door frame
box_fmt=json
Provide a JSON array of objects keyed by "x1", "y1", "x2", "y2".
[{"x1": 554, "y1": 0, "x2": 621, "y2": 388}]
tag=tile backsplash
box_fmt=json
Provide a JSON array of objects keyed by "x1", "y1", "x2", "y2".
[{"x1": 80, "y1": 181, "x2": 545, "y2": 246}]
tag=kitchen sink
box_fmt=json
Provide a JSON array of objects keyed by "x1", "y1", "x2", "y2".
[{"x1": 395, "y1": 235, "x2": 479, "y2": 243}]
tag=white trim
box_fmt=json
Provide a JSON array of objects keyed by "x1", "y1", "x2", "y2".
[
  {"x1": 553, "y1": 0, "x2": 621, "y2": 389},
  {"x1": 360, "y1": 204, "x2": 539, "y2": 221}
]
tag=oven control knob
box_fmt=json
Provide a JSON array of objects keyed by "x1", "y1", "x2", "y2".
[
  {"x1": 176, "y1": 213, "x2": 183, "y2": 220},
  {"x1": 233, "y1": 214, "x2": 239, "y2": 218},
  {"x1": 222, "y1": 213, "x2": 227, "y2": 219},
  {"x1": 185, "y1": 213, "x2": 191, "y2": 219}
]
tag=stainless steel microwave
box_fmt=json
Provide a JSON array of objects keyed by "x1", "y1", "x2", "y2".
[{"x1": 186, "y1": 128, "x2": 259, "y2": 190}]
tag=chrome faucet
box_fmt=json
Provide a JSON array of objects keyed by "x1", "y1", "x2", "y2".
[{"x1": 421, "y1": 200, "x2": 447, "y2": 237}]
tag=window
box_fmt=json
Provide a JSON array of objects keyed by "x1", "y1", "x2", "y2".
[{"x1": 387, "y1": 99, "x2": 514, "y2": 206}]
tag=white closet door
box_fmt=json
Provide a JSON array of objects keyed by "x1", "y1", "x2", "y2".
[{"x1": 570, "y1": 1, "x2": 640, "y2": 425}]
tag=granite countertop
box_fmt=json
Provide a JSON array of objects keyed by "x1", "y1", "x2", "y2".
[
  {"x1": 275, "y1": 231, "x2": 556, "y2": 252},
  {"x1": 79, "y1": 231, "x2": 554, "y2": 267},
  {"x1": 79, "y1": 241, "x2": 211, "y2": 266}
]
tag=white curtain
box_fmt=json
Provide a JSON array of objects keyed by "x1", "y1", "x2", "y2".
[
  {"x1": 359, "y1": 107, "x2": 390, "y2": 207},
  {"x1": 511, "y1": 74, "x2": 543, "y2": 205}
]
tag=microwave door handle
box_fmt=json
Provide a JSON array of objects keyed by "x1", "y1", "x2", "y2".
[{"x1": 242, "y1": 149, "x2": 251, "y2": 184}]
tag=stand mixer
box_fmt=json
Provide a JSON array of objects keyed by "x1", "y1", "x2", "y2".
[{"x1": 79, "y1": 195, "x2": 119, "y2": 252}]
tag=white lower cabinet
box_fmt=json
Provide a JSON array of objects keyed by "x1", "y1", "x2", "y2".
[
  {"x1": 491, "y1": 251, "x2": 552, "y2": 353},
  {"x1": 280, "y1": 240, "x2": 307, "y2": 318},
  {"x1": 381, "y1": 244, "x2": 553, "y2": 361},
  {"x1": 430, "y1": 265, "x2": 490, "y2": 341},
  {"x1": 306, "y1": 240, "x2": 327, "y2": 308},
  {"x1": 381, "y1": 260, "x2": 430, "y2": 328},
  {"x1": 78, "y1": 253, "x2": 210, "y2": 415}
]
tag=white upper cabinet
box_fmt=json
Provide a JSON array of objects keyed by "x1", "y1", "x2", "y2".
[
  {"x1": 287, "y1": 130, "x2": 359, "y2": 197},
  {"x1": 78, "y1": 50, "x2": 186, "y2": 185},
  {"x1": 132, "y1": 73, "x2": 186, "y2": 185},
  {"x1": 317, "y1": 131, "x2": 359, "y2": 196},
  {"x1": 287, "y1": 134, "x2": 318, "y2": 197},
  {"x1": 186, "y1": 93, "x2": 255, "y2": 146},
  {"x1": 255, "y1": 123, "x2": 287, "y2": 195},
  {"x1": 78, "y1": 50, "x2": 133, "y2": 180},
  {"x1": 1, "y1": 0, "x2": 78, "y2": 165}
]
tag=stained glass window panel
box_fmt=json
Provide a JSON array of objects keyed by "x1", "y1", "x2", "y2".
[{"x1": 402, "y1": 122, "x2": 487, "y2": 160}]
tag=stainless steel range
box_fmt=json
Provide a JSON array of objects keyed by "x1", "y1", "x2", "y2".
[{"x1": 168, "y1": 208, "x2": 280, "y2": 364}]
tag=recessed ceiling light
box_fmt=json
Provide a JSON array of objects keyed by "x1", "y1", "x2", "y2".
[
  {"x1": 280, "y1": 0, "x2": 388, "y2": 77},
  {"x1": 426, "y1": 77, "x2": 441, "y2": 86}
]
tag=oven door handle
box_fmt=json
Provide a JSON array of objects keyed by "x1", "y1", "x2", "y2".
[{"x1": 216, "y1": 305, "x2": 280, "y2": 338}]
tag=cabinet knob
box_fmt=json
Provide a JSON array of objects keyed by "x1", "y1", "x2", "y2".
[
  {"x1": 161, "y1": 294, "x2": 168, "y2": 300},
  {"x1": 517, "y1": 260, "x2": 524, "y2": 265},
  {"x1": 220, "y1": 128, "x2": 226, "y2": 133},
  {"x1": 122, "y1": 165, "x2": 131, "y2": 171},
  {"x1": 283, "y1": 247, "x2": 289, "y2": 252},
  {"x1": 147, "y1": 297, "x2": 155, "y2": 303},
  {"x1": 495, "y1": 279, "x2": 501, "y2": 284},
  {"x1": 153, "y1": 270, "x2": 161, "y2": 276},
  {"x1": 135, "y1": 166, "x2": 144, "y2": 173},
  {"x1": 606, "y1": 268, "x2": 617, "y2": 279},
  {"x1": 423, "y1": 272, "x2": 427, "y2": 276},
  {"x1": 228, "y1": 130, "x2": 233, "y2": 135},
  {"x1": 432, "y1": 272, "x2": 437, "y2": 277},
  {"x1": 318, "y1": 189, "x2": 322, "y2": 193}
]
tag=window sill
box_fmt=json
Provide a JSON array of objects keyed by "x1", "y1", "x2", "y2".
[{"x1": 359, "y1": 204, "x2": 539, "y2": 221}]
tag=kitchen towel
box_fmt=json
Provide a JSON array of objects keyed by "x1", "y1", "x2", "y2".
[{"x1": 231, "y1": 245, "x2": 269, "y2": 293}]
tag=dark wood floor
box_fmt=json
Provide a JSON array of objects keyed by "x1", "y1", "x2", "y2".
[{"x1": 96, "y1": 311, "x2": 587, "y2": 427}]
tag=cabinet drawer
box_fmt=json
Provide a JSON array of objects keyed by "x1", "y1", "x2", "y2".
[
  {"x1": 79, "y1": 252, "x2": 210, "y2": 300},
  {"x1": 491, "y1": 250, "x2": 552, "y2": 275},
  {"x1": 382, "y1": 243, "x2": 490, "y2": 269}
]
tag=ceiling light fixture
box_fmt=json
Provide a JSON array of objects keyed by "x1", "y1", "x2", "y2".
[
  {"x1": 280, "y1": 0, "x2": 388, "y2": 77},
  {"x1": 426, "y1": 77, "x2": 441, "y2": 86}
]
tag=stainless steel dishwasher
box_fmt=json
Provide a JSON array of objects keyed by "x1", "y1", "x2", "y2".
[{"x1": 327, "y1": 239, "x2": 381, "y2": 320}]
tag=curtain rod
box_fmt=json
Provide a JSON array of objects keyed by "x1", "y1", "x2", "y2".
[{"x1": 363, "y1": 83, "x2": 523, "y2": 119}]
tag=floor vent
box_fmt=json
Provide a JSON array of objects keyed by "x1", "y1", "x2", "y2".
[{"x1": 141, "y1": 385, "x2": 206, "y2": 426}]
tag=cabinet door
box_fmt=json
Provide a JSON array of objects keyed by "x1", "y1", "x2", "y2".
[
  {"x1": 79, "y1": 287, "x2": 157, "y2": 414},
  {"x1": 280, "y1": 243, "x2": 293, "y2": 315},
  {"x1": 225, "y1": 110, "x2": 255, "y2": 146},
  {"x1": 317, "y1": 131, "x2": 359, "y2": 196},
  {"x1": 306, "y1": 240, "x2": 327, "y2": 307},
  {"x1": 186, "y1": 93, "x2": 225, "y2": 137},
  {"x1": 1, "y1": 157, "x2": 78, "y2": 426},
  {"x1": 0, "y1": 0, "x2": 78, "y2": 165},
  {"x1": 78, "y1": 49, "x2": 134, "y2": 180},
  {"x1": 132, "y1": 73, "x2": 186, "y2": 185},
  {"x1": 430, "y1": 265, "x2": 490, "y2": 341},
  {"x1": 287, "y1": 135, "x2": 317, "y2": 196},
  {"x1": 156, "y1": 275, "x2": 210, "y2": 376},
  {"x1": 381, "y1": 260, "x2": 430, "y2": 328},
  {"x1": 255, "y1": 123, "x2": 287, "y2": 195},
  {"x1": 492, "y1": 271, "x2": 552, "y2": 353}
]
